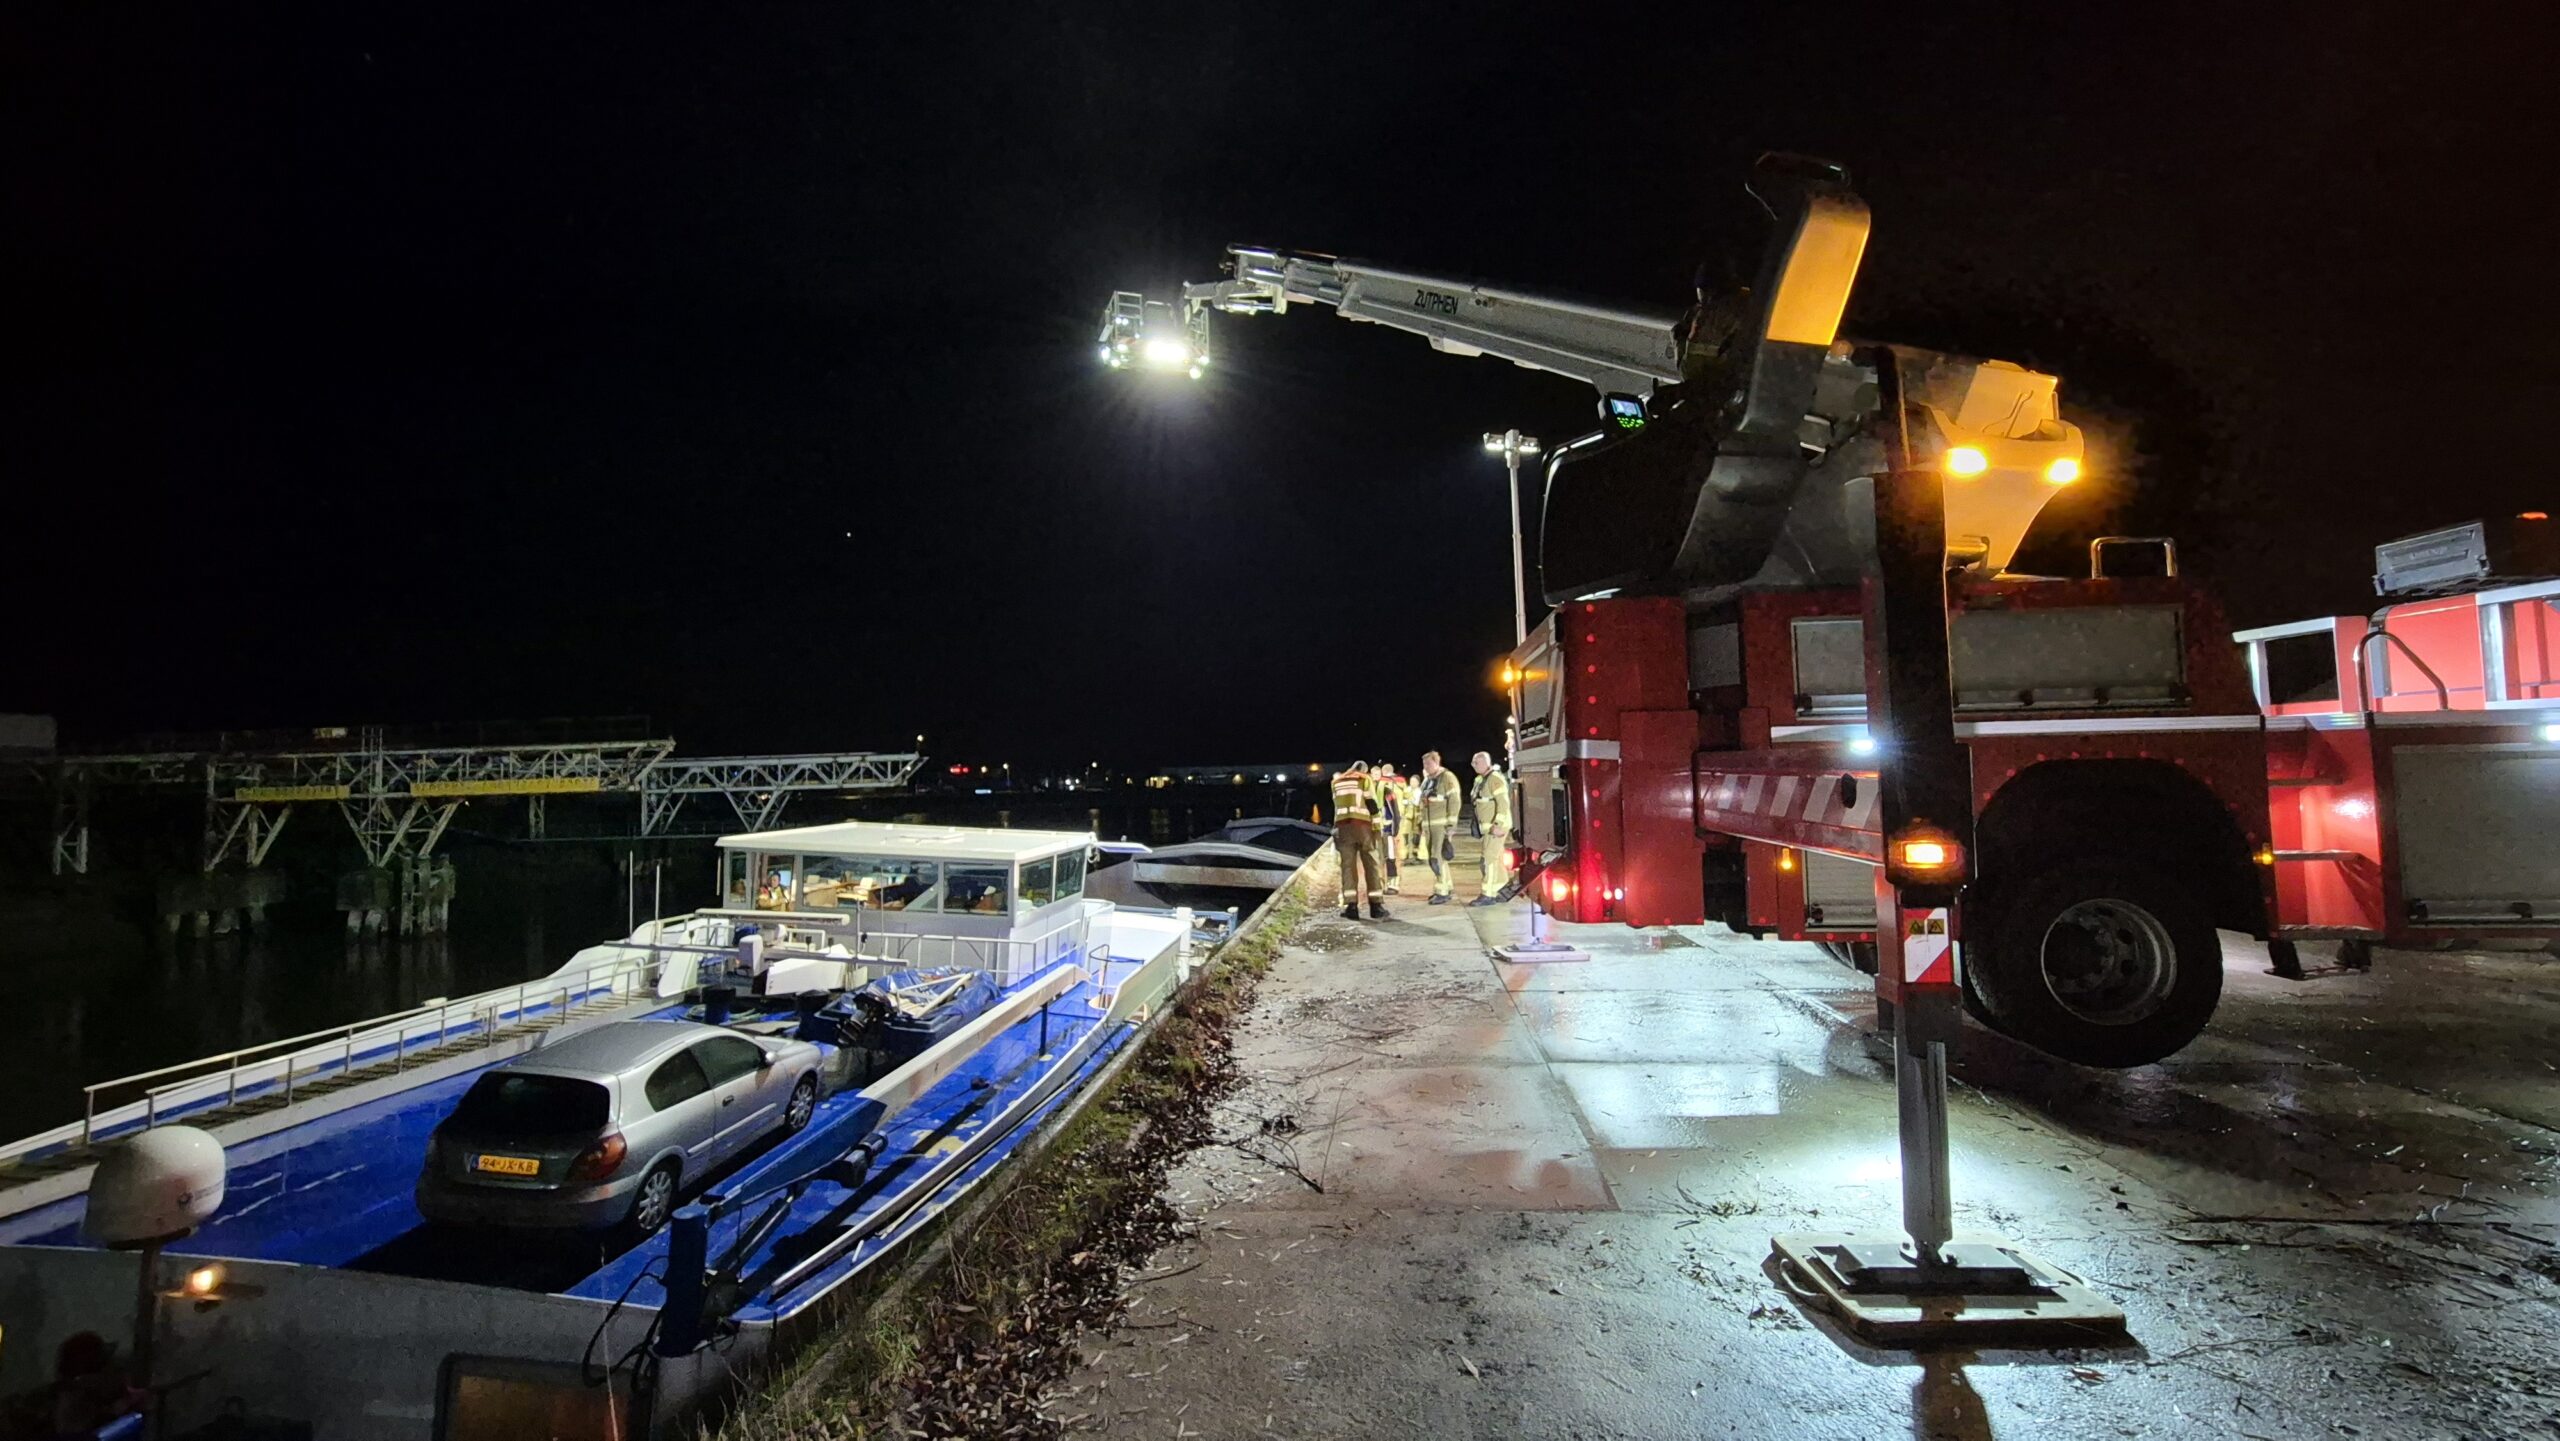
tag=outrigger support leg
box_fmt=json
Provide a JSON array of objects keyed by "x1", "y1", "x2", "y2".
[{"x1": 1768, "y1": 350, "x2": 2126, "y2": 1347}]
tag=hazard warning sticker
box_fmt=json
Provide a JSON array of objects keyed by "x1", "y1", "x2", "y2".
[{"x1": 1900, "y1": 907, "x2": 1955, "y2": 987}]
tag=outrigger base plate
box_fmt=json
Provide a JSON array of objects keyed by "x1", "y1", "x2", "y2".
[
  {"x1": 1769, "y1": 1233, "x2": 2127, "y2": 1347},
  {"x1": 1493, "y1": 940, "x2": 1590, "y2": 964},
  {"x1": 1493, "y1": 899, "x2": 1590, "y2": 963}
]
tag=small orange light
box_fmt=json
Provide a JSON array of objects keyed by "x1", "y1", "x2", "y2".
[
  {"x1": 2254, "y1": 844, "x2": 2276, "y2": 866},
  {"x1": 1499, "y1": 665, "x2": 1519, "y2": 687},
  {"x1": 1943, "y1": 446, "x2": 1989, "y2": 477},
  {"x1": 184, "y1": 1264, "x2": 225, "y2": 1297},
  {"x1": 1549, "y1": 876, "x2": 1572, "y2": 903},
  {"x1": 1777, "y1": 849, "x2": 1798, "y2": 873},
  {"x1": 2043, "y1": 456, "x2": 2082, "y2": 485},
  {"x1": 1897, "y1": 840, "x2": 1950, "y2": 869},
  {"x1": 2523, "y1": 511, "x2": 2550, "y2": 522}
]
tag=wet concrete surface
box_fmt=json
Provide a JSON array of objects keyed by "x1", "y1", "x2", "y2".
[{"x1": 1051, "y1": 854, "x2": 2560, "y2": 1438}]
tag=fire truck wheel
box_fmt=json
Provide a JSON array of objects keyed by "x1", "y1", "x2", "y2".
[
  {"x1": 1816, "y1": 940, "x2": 1877, "y2": 974},
  {"x1": 1970, "y1": 859, "x2": 2222, "y2": 1068}
]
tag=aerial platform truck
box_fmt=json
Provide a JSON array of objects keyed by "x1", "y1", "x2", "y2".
[
  {"x1": 1106, "y1": 154, "x2": 2558, "y2": 1336},
  {"x1": 1111, "y1": 159, "x2": 2560, "y2": 1072}
]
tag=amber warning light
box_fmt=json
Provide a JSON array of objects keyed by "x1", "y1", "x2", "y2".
[{"x1": 1887, "y1": 824, "x2": 1966, "y2": 885}]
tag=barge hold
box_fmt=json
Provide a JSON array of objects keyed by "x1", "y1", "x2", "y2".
[{"x1": 0, "y1": 822, "x2": 1220, "y2": 1438}]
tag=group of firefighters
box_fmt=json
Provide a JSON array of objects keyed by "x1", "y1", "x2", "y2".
[{"x1": 1328, "y1": 751, "x2": 1513, "y2": 920}]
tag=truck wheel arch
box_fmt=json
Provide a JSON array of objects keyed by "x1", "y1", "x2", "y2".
[
  {"x1": 1972, "y1": 758, "x2": 2263, "y2": 936},
  {"x1": 1960, "y1": 759, "x2": 2258, "y2": 1067}
]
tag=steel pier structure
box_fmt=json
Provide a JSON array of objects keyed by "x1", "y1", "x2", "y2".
[{"x1": 28, "y1": 733, "x2": 924, "y2": 935}]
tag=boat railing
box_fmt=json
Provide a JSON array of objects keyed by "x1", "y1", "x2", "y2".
[
  {"x1": 865, "y1": 908, "x2": 1107, "y2": 987},
  {"x1": 10, "y1": 949, "x2": 688, "y2": 1165}
]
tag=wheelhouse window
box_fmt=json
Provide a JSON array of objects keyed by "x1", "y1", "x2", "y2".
[
  {"x1": 755, "y1": 855, "x2": 798, "y2": 911},
  {"x1": 724, "y1": 851, "x2": 751, "y2": 908},
  {"x1": 945, "y1": 863, "x2": 1010, "y2": 915},
  {"x1": 797, "y1": 854, "x2": 942, "y2": 912},
  {"x1": 1054, "y1": 848, "x2": 1086, "y2": 902},
  {"x1": 859, "y1": 856, "x2": 941, "y2": 912},
  {"x1": 1018, "y1": 857, "x2": 1056, "y2": 907}
]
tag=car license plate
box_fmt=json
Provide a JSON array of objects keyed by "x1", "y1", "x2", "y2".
[{"x1": 473, "y1": 1154, "x2": 540, "y2": 1177}]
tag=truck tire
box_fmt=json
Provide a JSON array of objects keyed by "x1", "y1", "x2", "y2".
[
  {"x1": 1967, "y1": 858, "x2": 2222, "y2": 1068},
  {"x1": 1815, "y1": 940, "x2": 1877, "y2": 974}
]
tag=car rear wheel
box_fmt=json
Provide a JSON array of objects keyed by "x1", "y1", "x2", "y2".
[
  {"x1": 627, "y1": 1163, "x2": 679, "y2": 1236},
  {"x1": 783, "y1": 1075, "x2": 818, "y2": 1134},
  {"x1": 1968, "y1": 857, "x2": 2222, "y2": 1068}
]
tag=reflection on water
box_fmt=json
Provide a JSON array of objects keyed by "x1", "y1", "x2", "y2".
[{"x1": 0, "y1": 844, "x2": 664, "y2": 1141}]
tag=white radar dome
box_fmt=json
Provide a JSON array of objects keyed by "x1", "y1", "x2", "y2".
[{"x1": 84, "y1": 1126, "x2": 227, "y2": 1249}]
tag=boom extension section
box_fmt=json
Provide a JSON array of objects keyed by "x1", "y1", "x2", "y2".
[
  {"x1": 1102, "y1": 156, "x2": 2085, "y2": 601},
  {"x1": 1179, "y1": 248, "x2": 1685, "y2": 399}
]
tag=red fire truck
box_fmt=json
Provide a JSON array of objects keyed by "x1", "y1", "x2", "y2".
[
  {"x1": 1510, "y1": 520, "x2": 2560, "y2": 1067},
  {"x1": 1115, "y1": 158, "x2": 2560, "y2": 1068}
]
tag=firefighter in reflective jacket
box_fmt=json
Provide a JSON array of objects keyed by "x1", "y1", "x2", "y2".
[
  {"x1": 1467, "y1": 750, "x2": 1514, "y2": 906},
  {"x1": 1375, "y1": 763, "x2": 1406, "y2": 895},
  {"x1": 1331, "y1": 762, "x2": 1389, "y2": 920},
  {"x1": 1414, "y1": 751, "x2": 1464, "y2": 905}
]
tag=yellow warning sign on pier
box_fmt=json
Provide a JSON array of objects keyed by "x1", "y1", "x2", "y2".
[
  {"x1": 232, "y1": 784, "x2": 352, "y2": 802},
  {"x1": 408, "y1": 776, "x2": 603, "y2": 798}
]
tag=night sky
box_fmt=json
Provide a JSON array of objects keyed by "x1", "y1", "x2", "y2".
[{"x1": 5, "y1": 4, "x2": 2545, "y2": 766}]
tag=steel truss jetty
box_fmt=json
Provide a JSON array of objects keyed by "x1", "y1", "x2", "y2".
[{"x1": 25, "y1": 731, "x2": 919, "y2": 888}]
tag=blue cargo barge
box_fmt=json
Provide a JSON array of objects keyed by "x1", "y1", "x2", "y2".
[{"x1": 0, "y1": 823, "x2": 1214, "y2": 1439}]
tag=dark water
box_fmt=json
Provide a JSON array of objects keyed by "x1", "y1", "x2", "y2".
[
  {"x1": 0, "y1": 843, "x2": 697, "y2": 1142},
  {"x1": 0, "y1": 786, "x2": 1323, "y2": 1142}
]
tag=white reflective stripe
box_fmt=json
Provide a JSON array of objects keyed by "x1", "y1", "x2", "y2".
[
  {"x1": 1770, "y1": 715, "x2": 2263, "y2": 741},
  {"x1": 1956, "y1": 715, "x2": 2262, "y2": 736},
  {"x1": 1842, "y1": 784, "x2": 1878, "y2": 831},
  {"x1": 1771, "y1": 776, "x2": 1799, "y2": 817},
  {"x1": 2376, "y1": 707, "x2": 2560, "y2": 727},
  {"x1": 1738, "y1": 775, "x2": 1764, "y2": 810},
  {"x1": 1806, "y1": 773, "x2": 1839, "y2": 821},
  {"x1": 2275, "y1": 707, "x2": 2560, "y2": 731}
]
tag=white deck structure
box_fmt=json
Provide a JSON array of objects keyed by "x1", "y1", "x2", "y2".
[{"x1": 705, "y1": 821, "x2": 1112, "y2": 985}]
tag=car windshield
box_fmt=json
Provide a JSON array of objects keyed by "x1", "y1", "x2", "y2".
[{"x1": 452, "y1": 1073, "x2": 610, "y2": 1135}]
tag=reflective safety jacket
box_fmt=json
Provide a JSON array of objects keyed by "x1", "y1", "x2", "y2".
[
  {"x1": 1470, "y1": 766, "x2": 1514, "y2": 832},
  {"x1": 1330, "y1": 770, "x2": 1379, "y2": 825},
  {"x1": 1378, "y1": 776, "x2": 1410, "y2": 828},
  {"x1": 1415, "y1": 768, "x2": 1464, "y2": 827}
]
